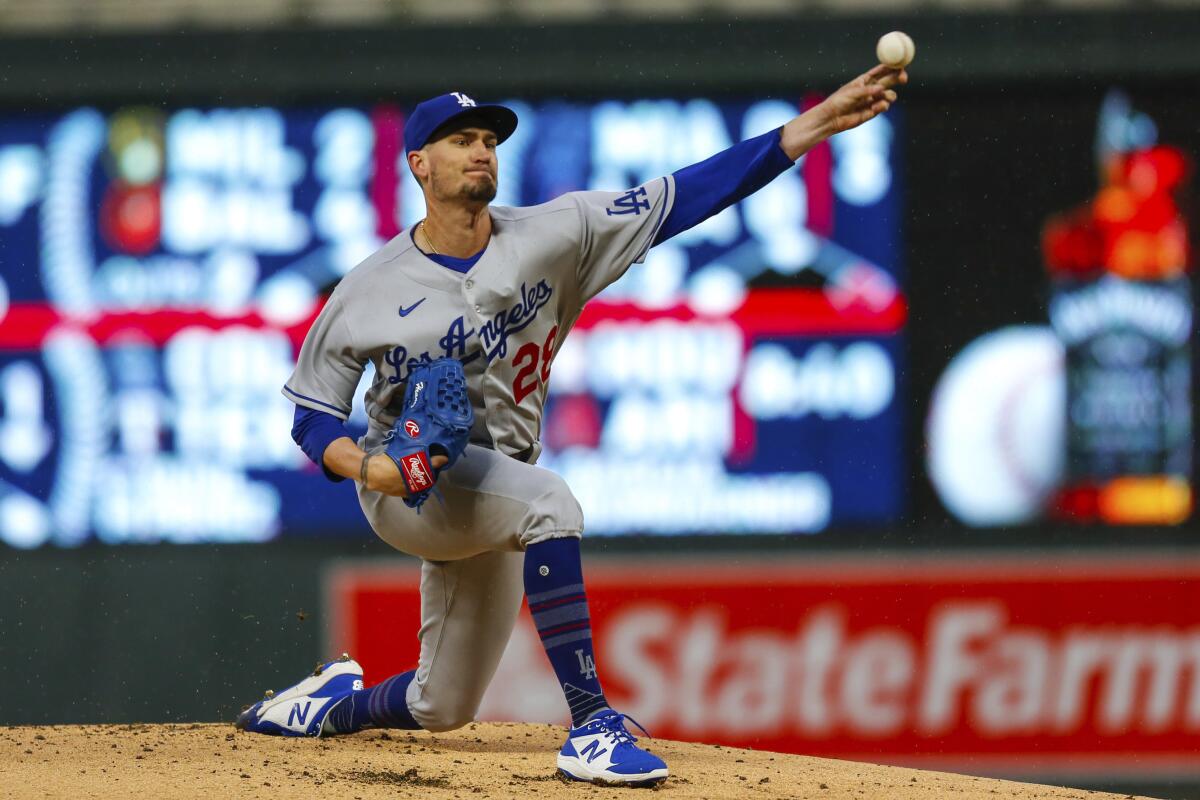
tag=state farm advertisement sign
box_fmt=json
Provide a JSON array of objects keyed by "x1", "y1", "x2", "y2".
[{"x1": 324, "y1": 554, "x2": 1200, "y2": 777}]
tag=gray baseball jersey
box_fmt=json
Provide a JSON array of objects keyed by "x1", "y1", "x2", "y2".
[{"x1": 282, "y1": 177, "x2": 675, "y2": 463}]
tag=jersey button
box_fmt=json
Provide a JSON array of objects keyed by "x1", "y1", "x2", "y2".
[
  {"x1": 465, "y1": 279, "x2": 474, "y2": 288},
  {"x1": 474, "y1": 304, "x2": 481, "y2": 312}
]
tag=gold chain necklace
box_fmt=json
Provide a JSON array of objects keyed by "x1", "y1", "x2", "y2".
[{"x1": 419, "y1": 221, "x2": 440, "y2": 256}]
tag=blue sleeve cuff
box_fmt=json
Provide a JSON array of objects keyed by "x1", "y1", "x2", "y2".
[
  {"x1": 291, "y1": 404, "x2": 353, "y2": 483},
  {"x1": 654, "y1": 127, "x2": 795, "y2": 246}
]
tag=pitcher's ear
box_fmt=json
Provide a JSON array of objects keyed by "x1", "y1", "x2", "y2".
[{"x1": 408, "y1": 150, "x2": 429, "y2": 184}]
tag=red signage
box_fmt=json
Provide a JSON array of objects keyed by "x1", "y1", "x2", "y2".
[{"x1": 324, "y1": 554, "x2": 1200, "y2": 778}]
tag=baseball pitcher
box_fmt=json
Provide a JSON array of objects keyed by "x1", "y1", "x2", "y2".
[{"x1": 236, "y1": 65, "x2": 907, "y2": 785}]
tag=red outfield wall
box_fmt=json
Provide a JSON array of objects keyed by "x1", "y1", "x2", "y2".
[{"x1": 324, "y1": 553, "x2": 1200, "y2": 779}]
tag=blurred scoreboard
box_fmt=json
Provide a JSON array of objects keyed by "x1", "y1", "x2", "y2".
[{"x1": 0, "y1": 99, "x2": 905, "y2": 547}]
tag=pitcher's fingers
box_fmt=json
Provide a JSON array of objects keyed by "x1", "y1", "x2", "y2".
[
  {"x1": 868, "y1": 66, "x2": 908, "y2": 89},
  {"x1": 865, "y1": 63, "x2": 897, "y2": 83}
]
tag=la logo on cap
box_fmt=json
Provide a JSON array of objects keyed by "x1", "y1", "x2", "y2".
[{"x1": 451, "y1": 92, "x2": 476, "y2": 108}]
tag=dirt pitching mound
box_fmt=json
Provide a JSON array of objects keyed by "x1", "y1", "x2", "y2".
[{"x1": 1, "y1": 722, "x2": 1154, "y2": 800}]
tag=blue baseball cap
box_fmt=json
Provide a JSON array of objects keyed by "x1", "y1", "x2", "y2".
[{"x1": 403, "y1": 92, "x2": 518, "y2": 153}]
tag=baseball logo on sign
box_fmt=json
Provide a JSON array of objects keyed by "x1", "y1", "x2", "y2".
[{"x1": 404, "y1": 419, "x2": 421, "y2": 437}]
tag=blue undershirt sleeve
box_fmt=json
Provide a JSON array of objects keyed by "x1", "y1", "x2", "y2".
[
  {"x1": 292, "y1": 404, "x2": 354, "y2": 483},
  {"x1": 653, "y1": 127, "x2": 796, "y2": 246}
]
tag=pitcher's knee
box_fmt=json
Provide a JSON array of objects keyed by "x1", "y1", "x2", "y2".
[
  {"x1": 519, "y1": 471, "x2": 584, "y2": 546},
  {"x1": 410, "y1": 696, "x2": 479, "y2": 733}
]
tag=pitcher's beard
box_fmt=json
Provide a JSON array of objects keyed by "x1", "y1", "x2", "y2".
[
  {"x1": 463, "y1": 178, "x2": 497, "y2": 203},
  {"x1": 428, "y1": 168, "x2": 498, "y2": 205}
]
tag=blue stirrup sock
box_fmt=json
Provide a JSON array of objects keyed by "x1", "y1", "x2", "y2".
[
  {"x1": 326, "y1": 669, "x2": 421, "y2": 734},
  {"x1": 524, "y1": 536, "x2": 610, "y2": 727}
]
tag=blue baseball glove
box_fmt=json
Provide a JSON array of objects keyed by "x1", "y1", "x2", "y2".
[{"x1": 383, "y1": 357, "x2": 473, "y2": 509}]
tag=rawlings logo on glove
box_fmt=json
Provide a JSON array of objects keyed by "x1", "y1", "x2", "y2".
[
  {"x1": 383, "y1": 357, "x2": 473, "y2": 510},
  {"x1": 398, "y1": 452, "x2": 434, "y2": 492}
]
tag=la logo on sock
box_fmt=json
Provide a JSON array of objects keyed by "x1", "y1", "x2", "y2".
[{"x1": 575, "y1": 649, "x2": 597, "y2": 679}]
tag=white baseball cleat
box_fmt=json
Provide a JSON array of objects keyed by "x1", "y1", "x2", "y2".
[
  {"x1": 557, "y1": 710, "x2": 669, "y2": 786},
  {"x1": 234, "y1": 654, "x2": 363, "y2": 737}
]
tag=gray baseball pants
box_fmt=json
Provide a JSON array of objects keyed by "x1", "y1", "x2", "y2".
[{"x1": 355, "y1": 443, "x2": 583, "y2": 731}]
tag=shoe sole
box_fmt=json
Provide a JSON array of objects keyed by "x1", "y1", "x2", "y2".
[{"x1": 556, "y1": 755, "x2": 668, "y2": 786}]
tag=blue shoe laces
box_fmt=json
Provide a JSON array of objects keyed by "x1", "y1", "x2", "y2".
[{"x1": 591, "y1": 712, "x2": 652, "y2": 746}]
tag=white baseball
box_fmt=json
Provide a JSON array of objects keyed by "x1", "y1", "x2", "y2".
[{"x1": 875, "y1": 31, "x2": 915, "y2": 68}]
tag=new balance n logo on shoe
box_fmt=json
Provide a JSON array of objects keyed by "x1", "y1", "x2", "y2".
[
  {"x1": 580, "y1": 739, "x2": 608, "y2": 764},
  {"x1": 288, "y1": 701, "x2": 312, "y2": 727}
]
